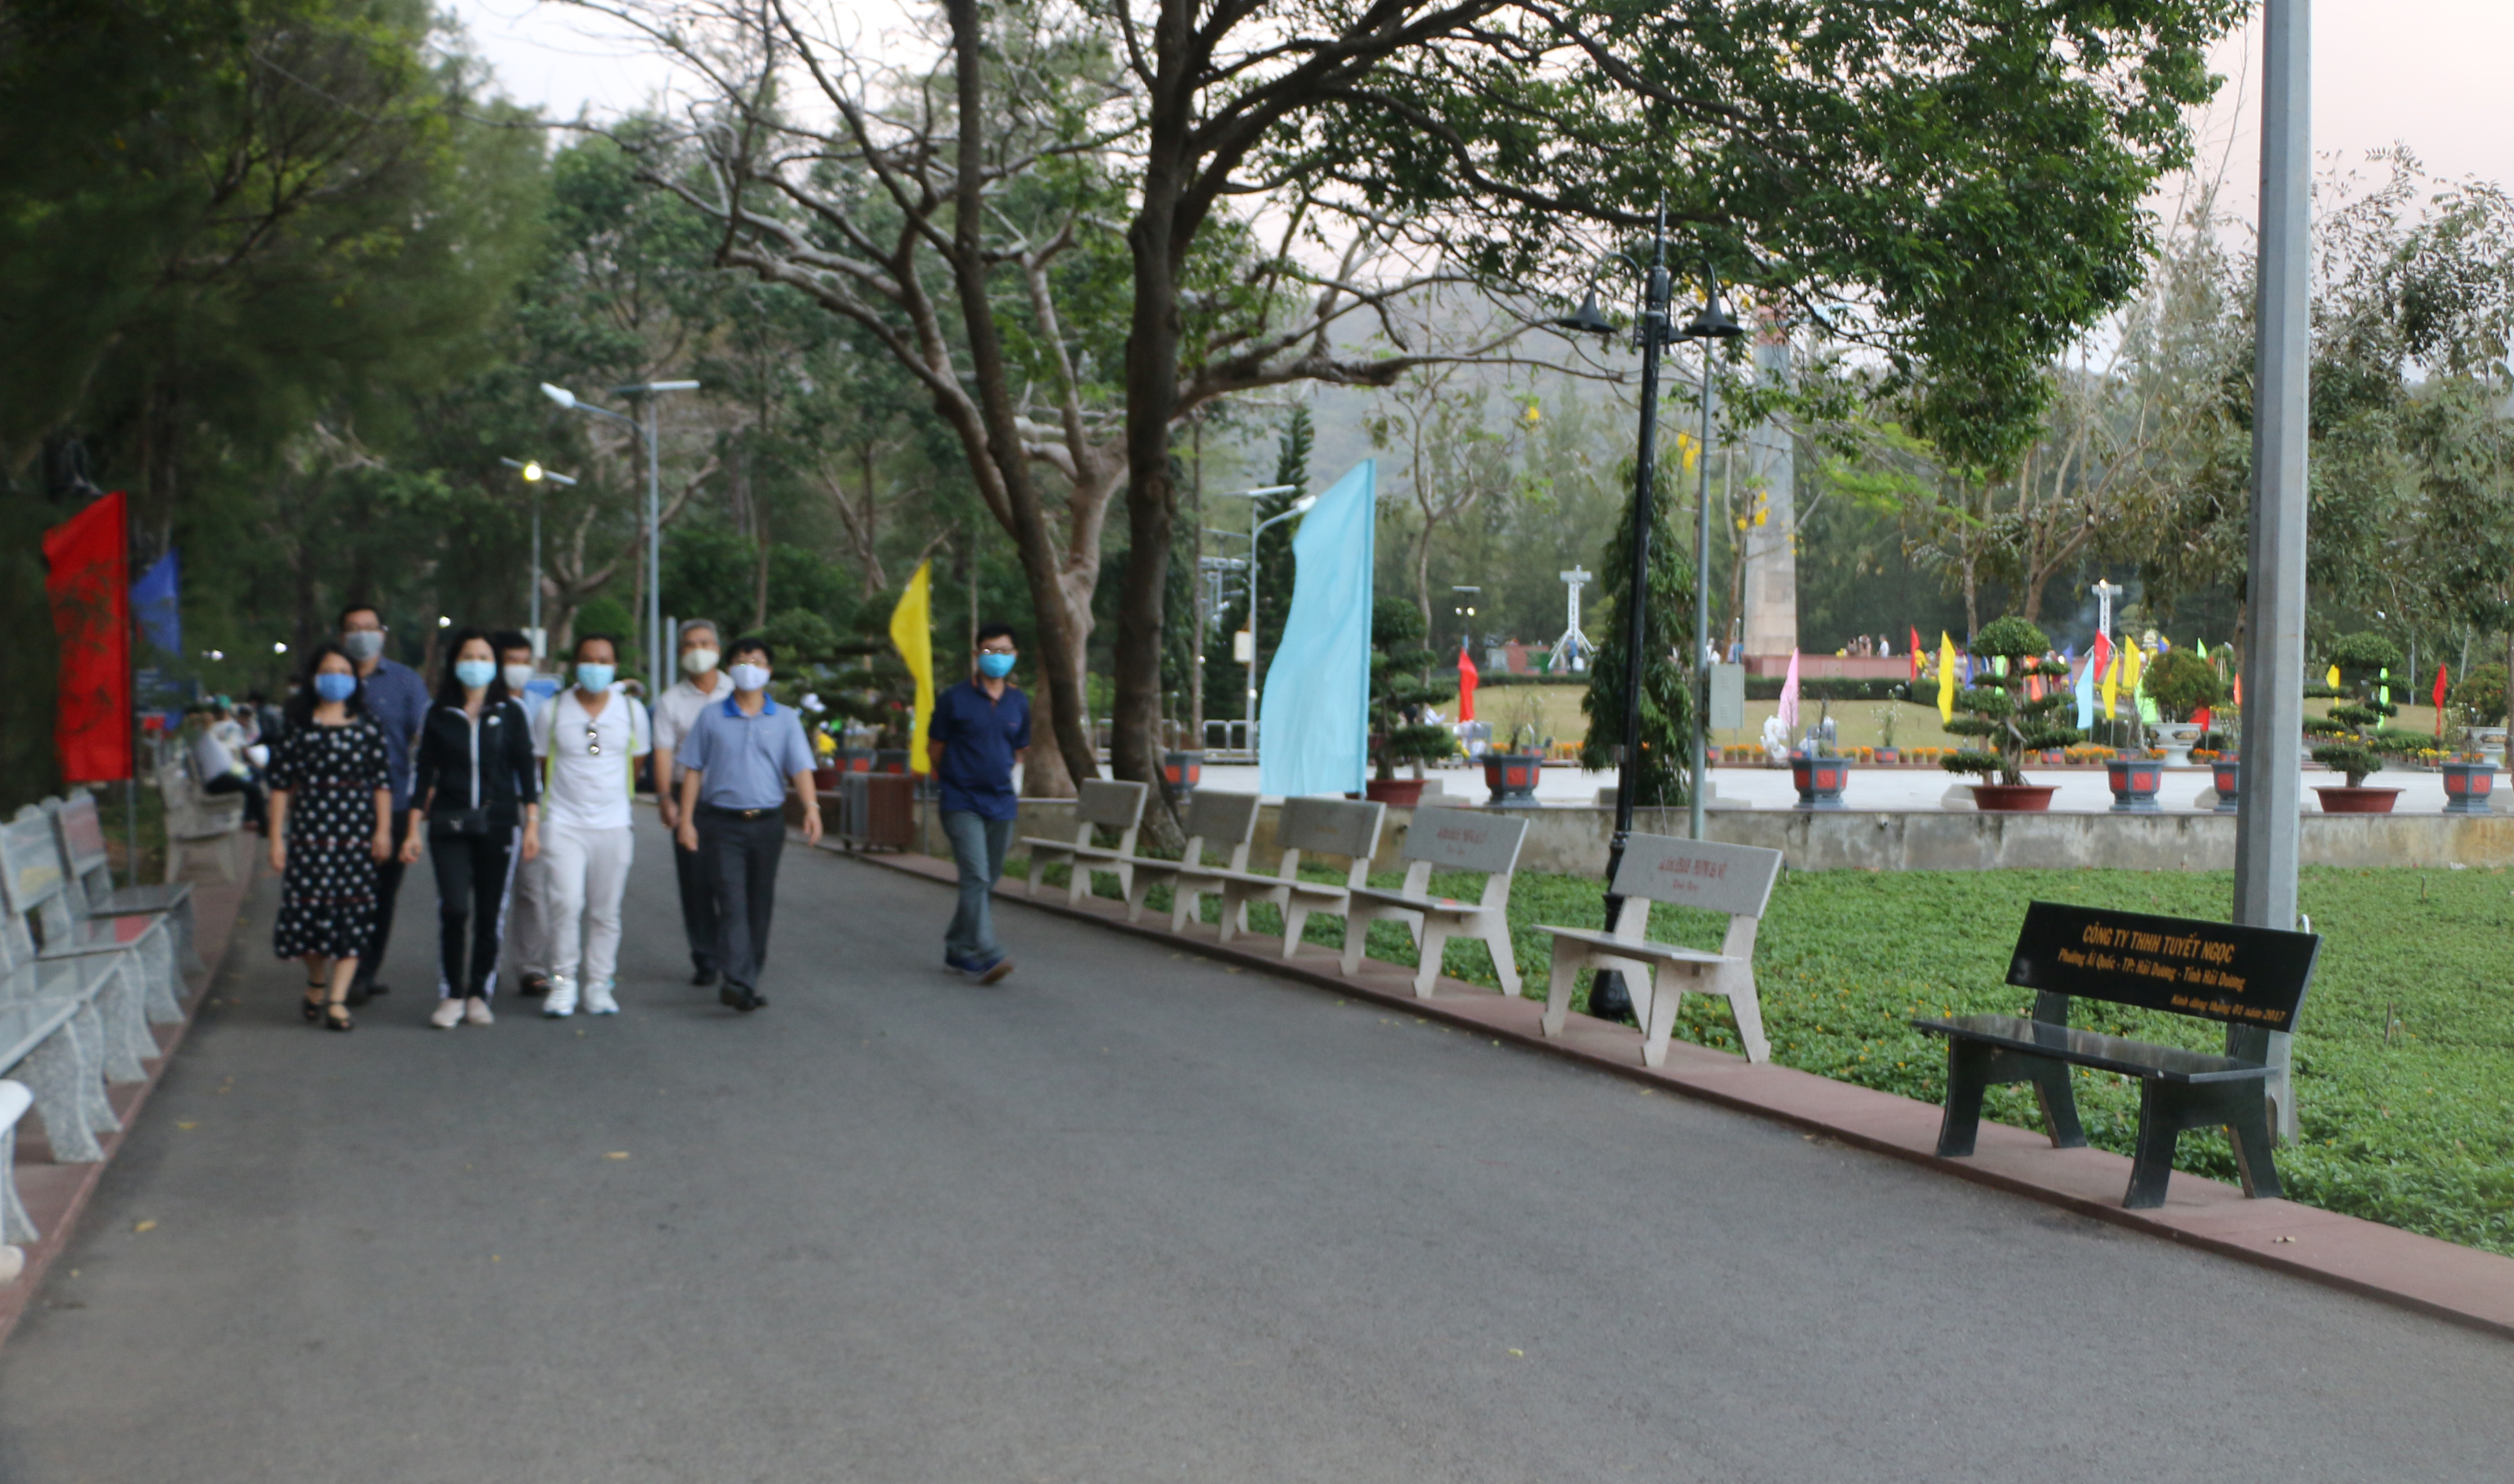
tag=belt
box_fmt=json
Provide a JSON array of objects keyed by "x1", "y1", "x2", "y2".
[{"x1": 700, "y1": 803, "x2": 779, "y2": 820}]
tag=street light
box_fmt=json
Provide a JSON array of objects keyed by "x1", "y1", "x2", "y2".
[
  {"x1": 541, "y1": 378, "x2": 700, "y2": 702},
  {"x1": 1210, "y1": 484, "x2": 1300, "y2": 745},
  {"x1": 500, "y1": 456, "x2": 580, "y2": 659},
  {"x1": 1553, "y1": 201, "x2": 1744, "y2": 1021}
]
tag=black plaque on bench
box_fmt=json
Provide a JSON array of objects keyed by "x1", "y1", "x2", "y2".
[{"x1": 2006, "y1": 901, "x2": 2316, "y2": 1033}]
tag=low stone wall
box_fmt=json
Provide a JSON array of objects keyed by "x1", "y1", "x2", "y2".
[{"x1": 988, "y1": 797, "x2": 2514, "y2": 876}]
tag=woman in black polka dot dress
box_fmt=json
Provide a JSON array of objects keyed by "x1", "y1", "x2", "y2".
[{"x1": 266, "y1": 642, "x2": 395, "y2": 1031}]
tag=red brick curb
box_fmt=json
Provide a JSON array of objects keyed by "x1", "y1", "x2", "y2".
[
  {"x1": 0, "y1": 861, "x2": 256, "y2": 1352},
  {"x1": 826, "y1": 840, "x2": 2514, "y2": 1342}
]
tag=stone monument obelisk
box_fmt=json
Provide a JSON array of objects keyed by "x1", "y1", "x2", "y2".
[{"x1": 1738, "y1": 321, "x2": 1797, "y2": 667}]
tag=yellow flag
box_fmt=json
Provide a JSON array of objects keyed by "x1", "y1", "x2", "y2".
[
  {"x1": 1936, "y1": 632, "x2": 1958, "y2": 722},
  {"x1": 2122, "y1": 637, "x2": 2144, "y2": 693},
  {"x1": 2102, "y1": 655, "x2": 2120, "y2": 720},
  {"x1": 2326, "y1": 663, "x2": 2341, "y2": 688},
  {"x1": 888, "y1": 561, "x2": 935, "y2": 771}
]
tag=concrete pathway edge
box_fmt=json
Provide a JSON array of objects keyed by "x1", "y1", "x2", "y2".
[
  {"x1": 827, "y1": 840, "x2": 2514, "y2": 1343},
  {"x1": 0, "y1": 859, "x2": 253, "y2": 1353}
]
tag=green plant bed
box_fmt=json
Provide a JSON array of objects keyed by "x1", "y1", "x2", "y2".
[{"x1": 1012, "y1": 853, "x2": 2514, "y2": 1254}]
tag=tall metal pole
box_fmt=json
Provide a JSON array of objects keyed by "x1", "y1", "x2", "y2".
[
  {"x1": 645, "y1": 397, "x2": 664, "y2": 705},
  {"x1": 1593, "y1": 211, "x2": 1672, "y2": 1024},
  {"x1": 2232, "y1": 0, "x2": 2309, "y2": 1140},
  {"x1": 530, "y1": 490, "x2": 542, "y2": 658},
  {"x1": 1689, "y1": 294, "x2": 1716, "y2": 842}
]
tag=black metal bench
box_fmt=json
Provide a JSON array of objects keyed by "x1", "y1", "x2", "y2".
[{"x1": 1914, "y1": 901, "x2": 2318, "y2": 1209}]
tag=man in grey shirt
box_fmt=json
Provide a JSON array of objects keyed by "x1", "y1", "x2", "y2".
[
  {"x1": 338, "y1": 602, "x2": 431, "y2": 1004},
  {"x1": 673, "y1": 636, "x2": 821, "y2": 1013}
]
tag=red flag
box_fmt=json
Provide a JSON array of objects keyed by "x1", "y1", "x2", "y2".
[
  {"x1": 2090, "y1": 630, "x2": 2113, "y2": 685},
  {"x1": 2435, "y1": 663, "x2": 2450, "y2": 736},
  {"x1": 1456, "y1": 642, "x2": 1480, "y2": 723},
  {"x1": 1908, "y1": 626, "x2": 1921, "y2": 681},
  {"x1": 44, "y1": 491, "x2": 133, "y2": 783},
  {"x1": 2192, "y1": 705, "x2": 2212, "y2": 734},
  {"x1": 2232, "y1": 673, "x2": 2242, "y2": 707}
]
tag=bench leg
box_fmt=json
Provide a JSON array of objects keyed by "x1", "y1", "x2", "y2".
[
  {"x1": 1169, "y1": 883, "x2": 1201, "y2": 935},
  {"x1": 1935, "y1": 1039, "x2": 1994, "y2": 1157},
  {"x1": 1539, "y1": 940, "x2": 1586, "y2": 1038},
  {"x1": 1339, "y1": 912, "x2": 1369, "y2": 979},
  {"x1": 1640, "y1": 966, "x2": 1681, "y2": 1068},
  {"x1": 1280, "y1": 903, "x2": 1311, "y2": 958},
  {"x1": 1412, "y1": 923, "x2": 1452, "y2": 998},
  {"x1": 23, "y1": 1025, "x2": 105, "y2": 1164},
  {"x1": 2223, "y1": 1086, "x2": 2284, "y2": 1200},
  {"x1": 1722, "y1": 967, "x2": 1770, "y2": 1064},
  {"x1": 1483, "y1": 919, "x2": 1522, "y2": 998},
  {"x1": 1025, "y1": 853, "x2": 1046, "y2": 898},
  {"x1": 2025, "y1": 1062, "x2": 2087, "y2": 1150},
  {"x1": 2124, "y1": 1080, "x2": 2182, "y2": 1209},
  {"x1": 0, "y1": 1121, "x2": 32, "y2": 1243}
]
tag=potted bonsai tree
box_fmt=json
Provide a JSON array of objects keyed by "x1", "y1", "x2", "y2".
[
  {"x1": 1871, "y1": 704, "x2": 1901, "y2": 766},
  {"x1": 2450, "y1": 662, "x2": 2507, "y2": 767},
  {"x1": 1941, "y1": 617, "x2": 2084, "y2": 811},
  {"x1": 1484, "y1": 686, "x2": 1549, "y2": 806},
  {"x1": 1367, "y1": 596, "x2": 1455, "y2": 807},
  {"x1": 2439, "y1": 705, "x2": 2499, "y2": 815},
  {"x1": 2143, "y1": 646, "x2": 2226, "y2": 766},
  {"x1": 2305, "y1": 632, "x2": 2408, "y2": 812}
]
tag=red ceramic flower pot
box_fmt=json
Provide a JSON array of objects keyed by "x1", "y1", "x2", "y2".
[
  {"x1": 1364, "y1": 777, "x2": 1426, "y2": 807},
  {"x1": 1972, "y1": 783, "x2": 2059, "y2": 812},
  {"x1": 2313, "y1": 786, "x2": 2400, "y2": 814}
]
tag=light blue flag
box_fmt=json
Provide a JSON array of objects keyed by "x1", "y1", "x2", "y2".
[
  {"x1": 1259, "y1": 460, "x2": 1375, "y2": 798},
  {"x1": 2074, "y1": 651, "x2": 2097, "y2": 730}
]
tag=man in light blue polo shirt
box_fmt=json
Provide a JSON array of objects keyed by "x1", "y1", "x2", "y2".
[{"x1": 672, "y1": 636, "x2": 820, "y2": 1013}]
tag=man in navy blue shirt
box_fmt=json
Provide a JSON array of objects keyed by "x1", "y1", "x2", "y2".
[{"x1": 928, "y1": 622, "x2": 1030, "y2": 983}]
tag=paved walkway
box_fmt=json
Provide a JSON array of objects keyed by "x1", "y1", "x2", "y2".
[{"x1": 2, "y1": 813, "x2": 2507, "y2": 1482}]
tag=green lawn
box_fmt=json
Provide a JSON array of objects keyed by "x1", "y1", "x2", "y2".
[{"x1": 1024, "y1": 854, "x2": 2514, "y2": 1255}]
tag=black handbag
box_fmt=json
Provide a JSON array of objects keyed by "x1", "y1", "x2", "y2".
[{"x1": 431, "y1": 807, "x2": 490, "y2": 838}]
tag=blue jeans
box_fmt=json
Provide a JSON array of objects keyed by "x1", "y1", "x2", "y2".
[{"x1": 941, "y1": 809, "x2": 1015, "y2": 963}]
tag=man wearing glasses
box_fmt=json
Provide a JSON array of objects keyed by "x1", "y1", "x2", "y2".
[
  {"x1": 929, "y1": 622, "x2": 1030, "y2": 984},
  {"x1": 528, "y1": 632, "x2": 651, "y2": 1017}
]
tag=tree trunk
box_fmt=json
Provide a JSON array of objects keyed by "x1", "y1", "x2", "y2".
[
  {"x1": 1113, "y1": 106, "x2": 1189, "y2": 807},
  {"x1": 944, "y1": 0, "x2": 1096, "y2": 797}
]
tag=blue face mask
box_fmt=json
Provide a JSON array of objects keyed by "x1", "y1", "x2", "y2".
[
  {"x1": 978, "y1": 651, "x2": 1016, "y2": 679},
  {"x1": 576, "y1": 662, "x2": 616, "y2": 692},
  {"x1": 313, "y1": 672, "x2": 357, "y2": 703},
  {"x1": 455, "y1": 659, "x2": 496, "y2": 690}
]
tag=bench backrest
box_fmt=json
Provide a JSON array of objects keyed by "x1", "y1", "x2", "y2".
[
  {"x1": 1181, "y1": 790, "x2": 1262, "y2": 870},
  {"x1": 1074, "y1": 779, "x2": 1149, "y2": 831},
  {"x1": 0, "y1": 813, "x2": 68, "y2": 924},
  {"x1": 1395, "y1": 807, "x2": 1527, "y2": 911},
  {"x1": 49, "y1": 791, "x2": 115, "y2": 904},
  {"x1": 2006, "y1": 900, "x2": 2318, "y2": 1049},
  {"x1": 1276, "y1": 795, "x2": 1385, "y2": 889},
  {"x1": 1609, "y1": 835, "x2": 1783, "y2": 919}
]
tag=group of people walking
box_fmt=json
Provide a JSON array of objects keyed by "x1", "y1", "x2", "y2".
[{"x1": 262, "y1": 606, "x2": 831, "y2": 1030}]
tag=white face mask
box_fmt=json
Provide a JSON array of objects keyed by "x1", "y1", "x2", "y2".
[
  {"x1": 681, "y1": 646, "x2": 720, "y2": 676},
  {"x1": 502, "y1": 663, "x2": 535, "y2": 693},
  {"x1": 730, "y1": 663, "x2": 771, "y2": 693}
]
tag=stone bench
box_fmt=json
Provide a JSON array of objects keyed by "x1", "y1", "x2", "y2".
[
  {"x1": 48, "y1": 789, "x2": 204, "y2": 978},
  {"x1": 1339, "y1": 807, "x2": 1529, "y2": 998},
  {"x1": 2, "y1": 812, "x2": 165, "y2": 1083},
  {"x1": 1537, "y1": 835, "x2": 1785, "y2": 1067},
  {"x1": 1121, "y1": 791, "x2": 1264, "y2": 931},
  {"x1": 1020, "y1": 780, "x2": 1149, "y2": 905},
  {"x1": 0, "y1": 917, "x2": 119, "y2": 1168}
]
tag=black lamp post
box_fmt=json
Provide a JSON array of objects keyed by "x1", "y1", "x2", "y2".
[{"x1": 1554, "y1": 204, "x2": 1743, "y2": 1022}]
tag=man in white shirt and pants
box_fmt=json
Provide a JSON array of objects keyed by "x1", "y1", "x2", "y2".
[
  {"x1": 531, "y1": 634, "x2": 652, "y2": 1017},
  {"x1": 650, "y1": 618, "x2": 726, "y2": 987}
]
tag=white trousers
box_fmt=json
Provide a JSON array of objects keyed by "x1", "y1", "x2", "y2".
[{"x1": 542, "y1": 821, "x2": 635, "y2": 987}]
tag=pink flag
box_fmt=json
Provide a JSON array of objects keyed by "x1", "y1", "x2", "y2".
[{"x1": 1777, "y1": 649, "x2": 1801, "y2": 733}]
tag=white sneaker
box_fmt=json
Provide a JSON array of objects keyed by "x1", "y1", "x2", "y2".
[
  {"x1": 429, "y1": 997, "x2": 464, "y2": 1030},
  {"x1": 464, "y1": 997, "x2": 495, "y2": 1026},
  {"x1": 583, "y1": 979, "x2": 620, "y2": 1015},
  {"x1": 542, "y1": 975, "x2": 578, "y2": 1018}
]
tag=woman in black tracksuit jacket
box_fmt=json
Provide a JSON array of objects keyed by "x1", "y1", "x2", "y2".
[{"x1": 406, "y1": 627, "x2": 540, "y2": 1026}]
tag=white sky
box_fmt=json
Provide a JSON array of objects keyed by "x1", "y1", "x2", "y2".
[{"x1": 452, "y1": 0, "x2": 2514, "y2": 205}]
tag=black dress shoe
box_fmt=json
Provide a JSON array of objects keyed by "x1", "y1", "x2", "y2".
[
  {"x1": 518, "y1": 973, "x2": 550, "y2": 998},
  {"x1": 718, "y1": 983, "x2": 756, "y2": 1012},
  {"x1": 366, "y1": 981, "x2": 391, "y2": 998},
  {"x1": 691, "y1": 968, "x2": 718, "y2": 988},
  {"x1": 344, "y1": 980, "x2": 373, "y2": 1007}
]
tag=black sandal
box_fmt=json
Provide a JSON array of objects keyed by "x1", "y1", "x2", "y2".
[
  {"x1": 323, "y1": 1002, "x2": 355, "y2": 1033},
  {"x1": 303, "y1": 977, "x2": 328, "y2": 1022}
]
